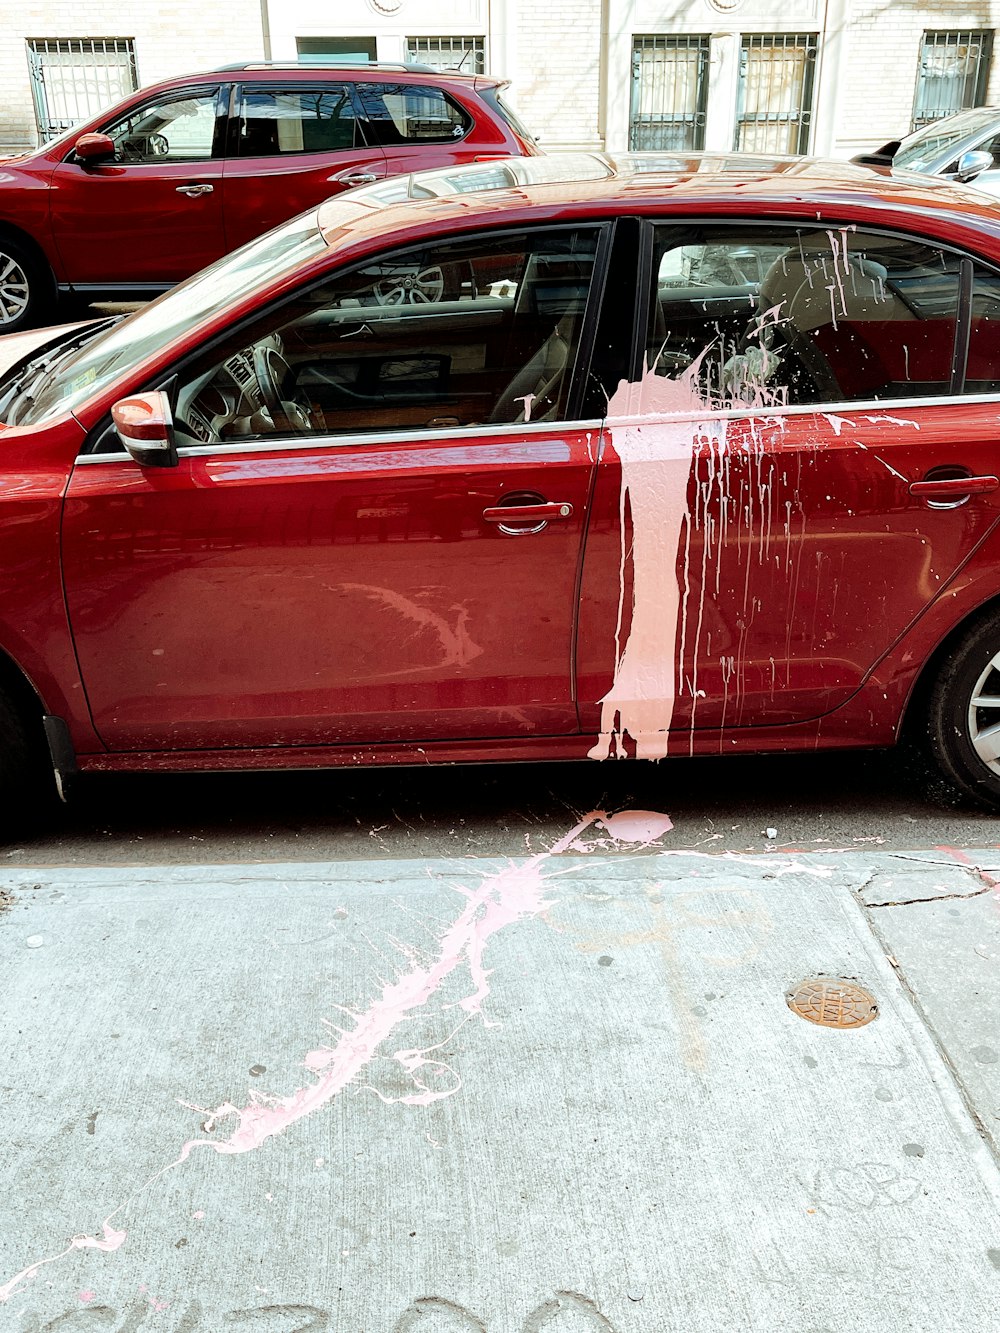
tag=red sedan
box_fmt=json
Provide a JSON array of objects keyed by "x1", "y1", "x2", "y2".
[{"x1": 2, "y1": 151, "x2": 1000, "y2": 817}]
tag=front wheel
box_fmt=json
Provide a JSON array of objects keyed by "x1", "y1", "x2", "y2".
[
  {"x1": 926, "y1": 611, "x2": 1000, "y2": 807},
  {"x1": 0, "y1": 683, "x2": 56, "y2": 839},
  {"x1": 0, "y1": 237, "x2": 52, "y2": 334}
]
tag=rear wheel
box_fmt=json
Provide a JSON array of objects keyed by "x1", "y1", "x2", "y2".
[
  {"x1": 926, "y1": 611, "x2": 1000, "y2": 807},
  {"x1": 0, "y1": 236, "x2": 53, "y2": 334}
]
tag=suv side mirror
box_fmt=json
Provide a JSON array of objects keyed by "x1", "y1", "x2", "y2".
[
  {"x1": 111, "y1": 392, "x2": 178, "y2": 468},
  {"x1": 74, "y1": 132, "x2": 116, "y2": 165},
  {"x1": 956, "y1": 149, "x2": 995, "y2": 183}
]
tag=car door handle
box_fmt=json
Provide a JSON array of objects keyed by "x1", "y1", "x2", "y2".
[
  {"x1": 909, "y1": 475, "x2": 999, "y2": 497},
  {"x1": 331, "y1": 171, "x2": 379, "y2": 186},
  {"x1": 483, "y1": 501, "x2": 573, "y2": 523},
  {"x1": 175, "y1": 183, "x2": 214, "y2": 197}
]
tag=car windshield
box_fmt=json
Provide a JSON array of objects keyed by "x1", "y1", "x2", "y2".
[
  {"x1": 894, "y1": 107, "x2": 1000, "y2": 171},
  {"x1": 10, "y1": 211, "x2": 328, "y2": 428}
]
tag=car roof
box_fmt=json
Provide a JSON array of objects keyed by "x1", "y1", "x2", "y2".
[
  {"x1": 146, "y1": 61, "x2": 488, "y2": 90},
  {"x1": 315, "y1": 150, "x2": 1000, "y2": 257}
]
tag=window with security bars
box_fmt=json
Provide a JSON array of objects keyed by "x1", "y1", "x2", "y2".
[
  {"x1": 734, "y1": 33, "x2": 817, "y2": 155},
  {"x1": 913, "y1": 30, "x2": 993, "y2": 129},
  {"x1": 630, "y1": 35, "x2": 709, "y2": 151},
  {"x1": 26, "y1": 38, "x2": 138, "y2": 142},
  {"x1": 405, "y1": 37, "x2": 485, "y2": 75}
]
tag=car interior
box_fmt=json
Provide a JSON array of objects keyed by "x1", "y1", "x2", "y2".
[
  {"x1": 169, "y1": 231, "x2": 601, "y2": 446},
  {"x1": 647, "y1": 228, "x2": 968, "y2": 407}
]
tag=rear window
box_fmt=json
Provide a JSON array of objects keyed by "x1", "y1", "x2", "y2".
[
  {"x1": 355, "y1": 82, "x2": 471, "y2": 145},
  {"x1": 236, "y1": 86, "x2": 364, "y2": 156},
  {"x1": 479, "y1": 85, "x2": 537, "y2": 145}
]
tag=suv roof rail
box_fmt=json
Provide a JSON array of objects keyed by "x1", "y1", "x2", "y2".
[{"x1": 213, "y1": 60, "x2": 439, "y2": 74}]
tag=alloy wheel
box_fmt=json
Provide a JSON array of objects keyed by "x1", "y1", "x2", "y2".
[
  {"x1": 966, "y1": 650, "x2": 1000, "y2": 774},
  {"x1": 373, "y1": 265, "x2": 446, "y2": 306},
  {"x1": 0, "y1": 251, "x2": 30, "y2": 326}
]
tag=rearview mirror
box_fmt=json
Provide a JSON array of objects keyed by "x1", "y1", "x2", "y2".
[
  {"x1": 111, "y1": 392, "x2": 178, "y2": 468},
  {"x1": 74, "y1": 132, "x2": 116, "y2": 165},
  {"x1": 956, "y1": 149, "x2": 995, "y2": 183}
]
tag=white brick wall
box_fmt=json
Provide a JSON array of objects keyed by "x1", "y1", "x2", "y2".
[
  {"x1": 0, "y1": 1, "x2": 264, "y2": 153},
  {"x1": 510, "y1": 0, "x2": 604, "y2": 150},
  {"x1": 834, "y1": 1, "x2": 1000, "y2": 156},
  {"x1": 5, "y1": 0, "x2": 1000, "y2": 162}
]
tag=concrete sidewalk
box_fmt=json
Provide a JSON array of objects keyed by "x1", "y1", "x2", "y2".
[{"x1": 0, "y1": 843, "x2": 998, "y2": 1332}]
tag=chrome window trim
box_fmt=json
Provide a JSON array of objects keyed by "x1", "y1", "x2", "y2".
[
  {"x1": 76, "y1": 390, "x2": 1000, "y2": 464},
  {"x1": 75, "y1": 417, "x2": 608, "y2": 464}
]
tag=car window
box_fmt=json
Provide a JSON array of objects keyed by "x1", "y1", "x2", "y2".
[
  {"x1": 966, "y1": 262, "x2": 1000, "y2": 393},
  {"x1": 646, "y1": 224, "x2": 962, "y2": 408},
  {"x1": 104, "y1": 91, "x2": 220, "y2": 163},
  {"x1": 235, "y1": 86, "x2": 365, "y2": 157},
  {"x1": 21, "y1": 213, "x2": 327, "y2": 429},
  {"x1": 170, "y1": 227, "x2": 602, "y2": 446},
  {"x1": 355, "y1": 82, "x2": 471, "y2": 145}
]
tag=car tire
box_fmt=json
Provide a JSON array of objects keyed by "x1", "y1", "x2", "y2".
[
  {"x1": 0, "y1": 236, "x2": 53, "y2": 334},
  {"x1": 0, "y1": 682, "x2": 55, "y2": 839},
  {"x1": 926, "y1": 611, "x2": 1000, "y2": 808}
]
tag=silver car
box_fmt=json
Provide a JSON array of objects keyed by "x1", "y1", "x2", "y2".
[{"x1": 854, "y1": 105, "x2": 1000, "y2": 197}]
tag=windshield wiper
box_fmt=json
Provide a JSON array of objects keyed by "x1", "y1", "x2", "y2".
[{"x1": 0, "y1": 316, "x2": 121, "y2": 425}]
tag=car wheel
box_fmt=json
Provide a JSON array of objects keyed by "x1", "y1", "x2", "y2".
[
  {"x1": 926, "y1": 611, "x2": 1000, "y2": 807},
  {"x1": 0, "y1": 237, "x2": 52, "y2": 334},
  {"x1": 360, "y1": 259, "x2": 471, "y2": 307}
]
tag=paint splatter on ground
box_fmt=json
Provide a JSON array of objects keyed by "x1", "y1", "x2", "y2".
[{"x1": 0, "y1": 808, "x2": 672, "y2": 1304}]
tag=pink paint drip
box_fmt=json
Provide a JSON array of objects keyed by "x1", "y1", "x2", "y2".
[
  {"x1": 0, "y1": 814, "x2": 600, "y2": 1305},
  {"x1": 590, "y1": 357, "x2": 724, "y2": 760},
  {"x1": 78, "y1": 1289, "x2": 96, "y2": 1304},
  {"x1": 0, "y1": 1224, "x2": 124, "y2": 1305},
  {"x1": 590, "y1": 323, "x2": 791, "y2": 761}
]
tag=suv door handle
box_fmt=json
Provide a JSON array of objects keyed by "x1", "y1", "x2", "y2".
[
  {"x1": 175, "y1": 183, "x2": 214, "y2": 197},
  {"x1": 909, "y1": 475, "x2": 999, "y2": 498},
  {"x1": 330, "y1": 171, "x2": 379, "y2": 187}
]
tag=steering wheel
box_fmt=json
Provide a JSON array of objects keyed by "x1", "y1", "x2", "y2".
[{"x1": 253, "y1": 345, "x2": 317, "y2": 434}]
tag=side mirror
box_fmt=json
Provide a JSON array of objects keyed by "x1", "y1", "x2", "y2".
[
  {"x1": 956, "y1": 149, "x2": 995, "y2": 183},
  {"x1": 74, "y1": 132, "x2": 116, "y2": 165},
  {"x1": 111, "y1": 392, "x2": 178, "y2": 468}
]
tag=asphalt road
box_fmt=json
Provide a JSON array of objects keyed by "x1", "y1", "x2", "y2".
[{"x1": 6, "y1": 744, "x2": 1000, "y2": 865}]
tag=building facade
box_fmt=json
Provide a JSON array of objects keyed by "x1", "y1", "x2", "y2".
[{"x1": 3, "y1": 0, "x2": 1000, "y2": 161}]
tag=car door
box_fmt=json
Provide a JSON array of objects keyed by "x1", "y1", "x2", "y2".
[
  {"x1": 49, "y1": 85, "x2": 228, "y2": 287},
  {"x1": 60, "y1": 223, "x2": 607, "y2": 752},
  {"x1": 576, "y1": 221, "x2": 1000, "y2": 757},
  {"x1": 221, "y1": 82, "x2": 388, "y2": 253}
]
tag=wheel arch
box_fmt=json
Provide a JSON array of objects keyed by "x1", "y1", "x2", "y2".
[
  {"x1": 901, "y1": 591, "x2": 1000, "y2": 739},
  {"x1": 0, "y1": 220, "x2": 58, "y2": 299}
]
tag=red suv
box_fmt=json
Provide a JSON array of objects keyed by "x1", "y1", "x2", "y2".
[{"x1": 0, "y1": 62, "x2": 537, "y2": 332}]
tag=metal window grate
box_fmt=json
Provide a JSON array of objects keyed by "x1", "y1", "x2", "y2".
[
  {"x1": 630, "y1": 35, "x2": 710, "y2": 151},
  {"x1": 405, "y1": 36, "x2": 485, "y2": 75},
  {"x1": 913, "y1": 30, "x2": 993, "y2": 129},
  {"x1": 26, "y1": 37, "x2": 138, "y2": 142},
  {"x1": 734, "y1": 33, "x2": 817, "y2": 155}
]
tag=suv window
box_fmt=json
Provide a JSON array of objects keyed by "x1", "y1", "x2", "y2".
[
  {"x1": 171, "y1": 226, "x2": 602, "y2": 445},
  {"x1": 356, "y1": 82, "x2": 471, "y2": 145},
  {"x1": 103, "y1": 91, "x2": 221, "y2": 163},
  {"x1": 235, "y1": 86, "x2": 365, "y2": 157},
  {"x1": 647, "y1": 224, "x2": 962, "y2": 407}
]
